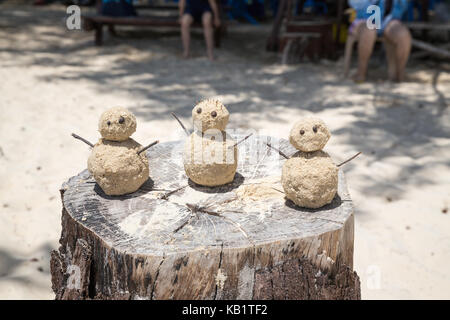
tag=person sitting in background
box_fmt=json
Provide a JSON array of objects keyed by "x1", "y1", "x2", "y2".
[
  {"x1": 179, "y1": 0, "x2": 221, "y2": 61},
  {"x1": 348, "y1": 0, "x2": 411, "y2": 82}
]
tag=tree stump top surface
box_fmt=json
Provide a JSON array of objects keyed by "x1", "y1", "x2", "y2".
[{"x1": 62, "y1": 135, "x2": 353, "y2": 256}]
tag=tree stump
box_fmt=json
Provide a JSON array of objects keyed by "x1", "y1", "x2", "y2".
[{"x1": 51, "y1": 135, "x2": 360, "y2": 300}]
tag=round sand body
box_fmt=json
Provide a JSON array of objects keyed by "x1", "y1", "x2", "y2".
[
  {"x1": 281, "y1": 151, "x2": 338, "y2": 209},
  {"x1": 88, "y1": 138, "x2": 149, "y2": 195},
  {"x1": 192, "y1": 99, "x2": 230, "y2": 132},
  {"x1": 98, "y1": 107, "x2": 137, "y2": 142},
  {"x1": 289, "y1": 117, "x2": 330, "y2": 152},
  {"x1": 183, "y1": 131, "x2": 237, "y2": 187}
]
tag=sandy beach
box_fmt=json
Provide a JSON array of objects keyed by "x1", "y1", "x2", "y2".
[{"x1": 0, "y1": 4, "x2": 449, "y2": 299}]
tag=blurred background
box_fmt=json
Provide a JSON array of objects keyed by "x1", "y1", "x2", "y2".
[{"x1": 0, "y1": 0, "x2": 449, "y2": 299}]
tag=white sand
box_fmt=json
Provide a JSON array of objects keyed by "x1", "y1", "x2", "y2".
[{"x1": 0, "y1": 4, "x2": 449, "y2": 299}]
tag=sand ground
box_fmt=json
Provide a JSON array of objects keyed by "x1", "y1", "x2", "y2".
[{"x1": 0, "y1": 4, "x2": 449, "y2": 299}]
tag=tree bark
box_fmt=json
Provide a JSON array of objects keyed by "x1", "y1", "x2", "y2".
[{"x1": 51, "y1": 135, "x2": 360, "y2": 300}]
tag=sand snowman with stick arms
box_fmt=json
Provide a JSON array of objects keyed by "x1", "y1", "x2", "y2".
[
  {"x1": 72, "y1": 107, "x2": 158, "y2": 196},
  {"x1": 281, "y1": 117, "x2": 339, "y2": 209},
  {"x1": 182, "y1": 99, "x2": 238, "y2": 187}
]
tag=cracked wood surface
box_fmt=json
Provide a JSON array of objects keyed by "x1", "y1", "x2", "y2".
[{"x1": 51, "y1": 135, "x2": 360, "y2": 300}]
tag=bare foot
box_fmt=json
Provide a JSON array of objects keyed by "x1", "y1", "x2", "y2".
[
  {"x1": 207, "y1": 51, "x2": 215, "y2": 61},
  {"x1": 352, "y1": 73, "x2": 366, "y2": 83},
  {"x1": 388, "y1": 72, "x2": 406, "y2": 83},
  {"x1": 388, "y1": 75, "x2": 399, "y2": 83},
  {"x1": 182, "y1": 51, "x2": 190, "y2": 59},
  {"x1": 396, "y1": 72, "x2": 405, "y2": 83}
]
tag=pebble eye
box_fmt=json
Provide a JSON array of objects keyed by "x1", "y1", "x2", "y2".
[
  {"x1": 107, "y1": 120, "x2": 111, "y2": 126},
  {"x1": 197, "y1": 108, "x2": 202, "y2": 114},
  {"x1": 211, "y1": 111, "x2": 217, "y2": 118},
  {"x1": 118, "y1": 116, "x2": 125, "y2": 124},
  {"x1": 313, "y1": 126, "x2": 318, "y2": 133},
  {"x1": 300, "y1": 129, "x2": 305, "y2": 135}
]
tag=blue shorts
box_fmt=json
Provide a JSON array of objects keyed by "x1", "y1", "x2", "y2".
[
  {"x1": 184, "y1": 0, "x2": 212, "y2": 23},
  {"x1": 101, "y1": 0, "x2": 137, "y2": 17}
]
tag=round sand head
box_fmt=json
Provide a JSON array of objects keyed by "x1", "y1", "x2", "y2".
[
  {"x1": 98, "y1": 107, "x2": 137, "y2": 142},
  {"x1": 281, "y1": 151, "x2": 338, "y2": 209},
  {"x1": 192, "y1": 99, "x2": 230, "y2": 132},
  {"x1": 183, "y1": 131, "x2": 237, "y2": 187},
  {"x1": 88, "y1": 138, "x2": 149, "y2": 195},
  {"x1": 289, "y1": 117, "x2": 330, "y2": 152}
]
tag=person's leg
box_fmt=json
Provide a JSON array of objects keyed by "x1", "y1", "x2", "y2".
[
  {"x1": 344, "y1": 21, "x2": 364, "y2": 78},
  {"x1": 354, "y1": 25, "x2": 377, "y2": 82},
  {"x1": 202, "y1": 11, "x2": 214, "y2": 61},
  {"x1": 383, "y1": 20, "x2": 412, "y2": 82},
  {"x1": 344, "y1": 33, "x2": 356, "y2": 78},
  {"x1": 384, "y1": 38, "x2": 397, "y2": 81},
  {"x1": 181, "y1": 14, "x2": 193, "y2": 58}
]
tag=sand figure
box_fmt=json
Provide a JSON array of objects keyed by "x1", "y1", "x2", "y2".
[
  {"x1": 172, "y1": 99, "x2": 251, "y2": 187},
  {"x1": 72, "y1": 107, "x2": 158, "y2": 196},
  {"x1": 266, "y1": 117, "x2": 359, "y2": 209},
  {"x1": 280, "y1": 117, "x2": 338, "y2": 208},
  {"x1": 183, "y1": 99, "x2": 237, "y2": 187}
]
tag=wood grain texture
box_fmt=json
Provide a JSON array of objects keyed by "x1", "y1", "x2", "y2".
[{"x1": 51, "y1": 135, "x2": 360, "y2": 300}]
